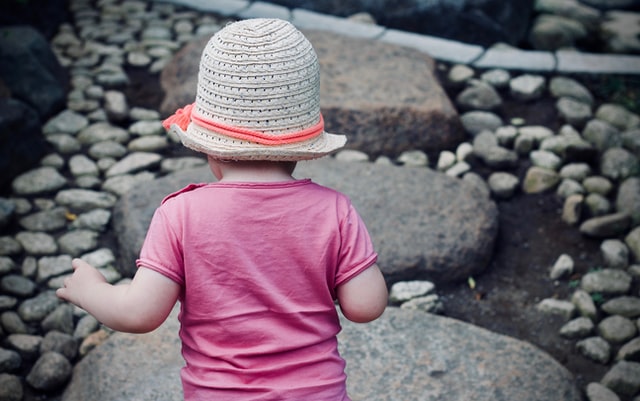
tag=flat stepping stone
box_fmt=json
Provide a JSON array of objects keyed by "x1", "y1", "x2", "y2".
[
  {"x1": 113, "y1": 159, "x2": 498, "y2": 283},
  {"x1": 61, "y1": 307, "x2": 581, "y2": 401}
]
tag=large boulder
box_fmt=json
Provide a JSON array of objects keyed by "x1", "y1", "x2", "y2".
[
  {"x1": 0, "y1": 0, "x2": 69, "y2": 39},
  {"x1": 261, "y1": 0, "x2": 536, "y2": 47},
  {"x1": 0, "y1": 25, "x2": 66, "y2": 192},
  {"x1": 61, "y1": 307, "x2": 582, "y2": 401},
  {"x1": 0, "y1": 99, "x2": 50, "y2": 193},
  {"x1": 113, "y1": 159, "x2": 498, "y2": 283},
  {"x1": 0, "y1": 26, "x2": 68, "y2": 119},
  {"x1": 160, "y1": 30, "x2": 464, "y2": 158}
]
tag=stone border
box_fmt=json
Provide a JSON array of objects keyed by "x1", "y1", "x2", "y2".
[{"x1": 155, "y1": 0, "x2": 640, "y2": 75}]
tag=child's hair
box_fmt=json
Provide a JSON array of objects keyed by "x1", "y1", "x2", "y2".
[{"x1": 163, "y1": 18, "x2": 347, "y2": 161}]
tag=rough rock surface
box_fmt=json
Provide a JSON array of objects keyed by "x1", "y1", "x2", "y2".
[
  {"x1": 61, "y1": 307, "x2": 581, "y2": 401},
  {"x1": 113, "y1": 159, "x2": 498, "y2": 283},
  {"x1": 160, "y1": 30, "x2": 464, "y2": 158}
]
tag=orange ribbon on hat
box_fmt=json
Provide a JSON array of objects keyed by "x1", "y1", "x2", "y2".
[{"x1": 163, "y1": 103, "x2": 324, "y2": 146}]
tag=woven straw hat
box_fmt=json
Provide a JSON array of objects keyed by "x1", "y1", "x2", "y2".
[{"x1": 163, "y1": 18, "x2": 347, "y2": 161}]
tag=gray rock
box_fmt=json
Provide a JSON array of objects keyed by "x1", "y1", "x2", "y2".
[
  {"x1": 104, "y1": 90, "x2": 129, "y2": 123},
  {"x1": 600, "y1": 147, "x2": 640, "y2": 181},
  {"x1": 105, "y1": 152, "x2": 162, "y2": 177},
  {"x1": 77, "y1": 122, "x2": 129, "y2": 145},
  {"x1": 26, "y1": 351, "x2": 72, "y2": 391},
  {"x1": 37, "y1": 255, "x2": 73, "y2": 284},
  {"x1": 0, "y1": 311, "x2": 28, "y2": 335},
  {"x1": 616, "y1": 177, "x2": 640, "y2": 225},
  {"x1": 549, "y1": 76, "x2": 595, "y2": 106},
  {"x1": 583, "y1": 176, "x2": 614, "y2": 196},
  {"x1": 389, "y1": 281, "x2": 435, "y2": 303},
  {"x1": 61, "y1": 307, "x2": 582, "y2": 401},
  {"x1": 41, "y1": 304, "x2": 75, "y2": 335},
  {"x1": 0, "y1": 348, "x2": 21, "y2": 372},
  {"x1": 460, "y1": 111, "x2": 504, "y2": 136},
  {"x1": 595, "y1": 103, "x2": 640, "y2": 132},
  {"x1": 560, "y1": 316, "x2": 595, "y2": 338},
  {"x1": 602, "y1": 297, "x2": 640, "y2": 319},
  {"x1": 585, "y1": 382, "x2": 621, "y2": 401},
  {"x1": 582, "y1": 119, "x2": 621, "y2": 151},
  {"x1": 550, "y1": 253, "x2": 574, "y2": 280},
  {"x1": 69, "y1": 155, "x2": 99, "y2": 178},
  {"x1": 560, "y1": 162, "x2": 592, "y2": 181},
  {"x1": 601, "y1": 361, "x2": 640, "y2": 397},
  {"x1": 43, "y1": 110, "x2": 89, "y2": 135},
  {"x1": 88, "y1": 141, "x2": 128, "y2": 159},
  {"x1": 522, "y1": 166, "x2": 560, "y2": 194},
  {"x1": 57, "y1": 230, "x2": 99, "y2": 257},
  {"x1": 400, "y1": 294, "x2": 444, "y2": 314},
  {"x1": 101, "y1": 171, "x2": 156, "y2": 197},
  {"x1": 456, "y1": 81, "x2": 502, "y2": 111},
  {"x1": 40, "y1": 331, "x2": 78, "y2": 361},
  {"x1": 72, "y1": 315, "x2": 100, "y2": 341},
  {"x1": 530, "y1": 149, "x2": 563, "y2": 170},
  {"x1": 622, "y1": 129, "x2": 640, "y2": 157},
  {"x1": 0, "y1": 275, "x2": 36, "y2": 298},
  {"x1": 581, "y1": 269, "x2": 633, "y2": 295},
  {"x1": 0, "y1": 26, "x2": 67, "y2": 118},
  {"x1": 11, "y1": 167, "x2": 67, "y2": 196},
  {"x1": 509, "y1": 74, "x2": 546, "y2": 101},
  {"x1": 70, "y1": 209, "x2": 111, "y2": 232},
  {"x1": 127, "y1": 135, "x2": 169, "y2": 152},
  {"x1": 160, "y1": 157, "x2": 207, "y2": 174},
  {"x1": 600, "y1": 239, "x2": 629, "y2": 269},
  {"x1": 584, "y1": 193, "x2": 612, "y2": 216},
  {"x1": 529, "y1": 13, "x2": 587, "y2": 50},
  {"x1": 536, "y1": 298, "x2": 576, "y2": 320},
  {"x1": 15, "y1": 232, "x2": 58, "y2": 256},
  {"x1": 557, "y1": 178, "x2": 585, "y2": 199},
  {"x1": 128, "y1": 120, "x2": 165, "y2": 136},
  {"x1": 487, "y1": 172, "x2": 520, "y2": 199},
  {"x1": 0, "y1": 373, "x2": 23, "y2": 401},
  {"x1": 17, "y1": 291, "x2": 60, "y2": 323},
  {"x1": 579, "y1": 213, "x2": 632, "y2": 238},
  {"x1": 55, "y1": 189, "x2": 117, "y2": 213},
  {"x1": 18, "y1": 207, "x2": 68, "y2": 232},
  {"x1": 598, "y1": 315, "x2": 638, "y2": 344},
  {"x1": 0, "y1": 237, "x2": 22, "y2": 257},
  {"x1": 113, "y1": 160, "x2": 498, "y2": 283},
  {"x1": 0, "y1": 296, "x2": 18, "y2": 312},
  {"x1": 577, "y1": 336, "x2": 611, "y2": 364},
  {"x1": 626, "y1": 226, "x2": 640, "y2": 262},
  {"x1": 617, "y1": 337, "x2": 640, "y2": 362},
  {"x1": 556, "y1": 97, "x2": 593, "y2": 128},
  {"x1": 562, "y1": 194, "x2": 583, "y2": 225},
  {"x1": 6, "y1": 334, "x2": 42, "y2": 360}
]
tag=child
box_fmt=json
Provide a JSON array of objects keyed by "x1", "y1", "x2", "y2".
[{"x1": 56, "y1": 18, "x2": 388, "y2": 401}]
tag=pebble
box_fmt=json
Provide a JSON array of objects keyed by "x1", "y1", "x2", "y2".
[{"x1": 0, "y1": 0, "x2": 638, "y2": 400}]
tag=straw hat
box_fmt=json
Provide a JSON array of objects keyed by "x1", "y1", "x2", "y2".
[{"x1": 163, "y1": 18, "x2": 347, "y2": 161}]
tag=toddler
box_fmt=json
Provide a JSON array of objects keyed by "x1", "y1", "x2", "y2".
[{"x1": 57, "y1": 18, "x2": 388, "y2": 401}]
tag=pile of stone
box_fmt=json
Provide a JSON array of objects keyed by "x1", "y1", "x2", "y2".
[
  {"x1": 0, "y1": 0, "x2": 639, "y2": 401},
  {"x1": 386, "y1": 63, "x2": 640, "y2": 400}
]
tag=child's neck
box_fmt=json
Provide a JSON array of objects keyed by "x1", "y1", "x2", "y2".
[{"x1": 217, "y1": 160, "x2": 296, "y2": 183}]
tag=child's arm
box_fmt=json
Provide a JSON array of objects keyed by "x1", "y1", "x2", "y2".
[
  {"x1": 336, "y1": 264, "x2": 388, "y2": 323},
  {"x1": 56, "y1": 258, "x2": 180, "y2": 333}
]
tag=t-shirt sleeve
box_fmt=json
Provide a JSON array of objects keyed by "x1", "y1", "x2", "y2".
[
  {"x1": 136, "y1": 206, "x2": 185, "y2": 286},
  {"x1": 334, "y1": 203, "x2": 377, "y2": 287}
]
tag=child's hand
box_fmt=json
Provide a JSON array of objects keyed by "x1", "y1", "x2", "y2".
[{"x1": 56, "y1": 258, "x2": 106, "y2": 309}]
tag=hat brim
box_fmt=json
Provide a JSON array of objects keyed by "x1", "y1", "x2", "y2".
[{"x1": 170, "y1": 122, "x2": 347, "y2": 161}]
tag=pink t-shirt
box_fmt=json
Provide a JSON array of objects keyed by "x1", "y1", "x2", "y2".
[{"x1": 137, "y1": 179, "x2": 377, "y2": 401}]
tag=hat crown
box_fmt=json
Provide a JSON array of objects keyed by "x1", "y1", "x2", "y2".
[{"x1": 194, "y1": 19, "x2": 320, "y2": 136}]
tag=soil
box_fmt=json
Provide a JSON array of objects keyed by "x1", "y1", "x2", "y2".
[{"x1": 124, "y1": 65, "x2": 630, "y2": 397}]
